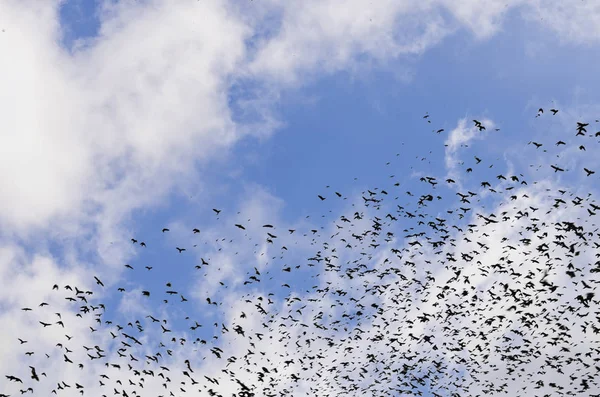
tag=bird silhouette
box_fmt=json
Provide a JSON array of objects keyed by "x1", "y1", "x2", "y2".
[{"x1": 9, "y1": 111, "x2": 600, "y2": 397}]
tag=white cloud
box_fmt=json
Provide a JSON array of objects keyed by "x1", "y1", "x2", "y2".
[
  {"x1": 1, "y1": 0, "x2": 598, "y2": 241},
  {"x1": 439, "y1": 0, "x2": 524, "y2": 39},
  {"x1": 0, "y1": 1, "x2": 250, "y2": 241},
  {"x1": 183, "y1": 183, "x2": 316, "y2": 302},
  {"x1": 527, "y1": 1, "x2": 600, "y2": 45},
  {"x1": 444, "y1": 117, "x2": 495, "y2": 188},
  {"x1": 246, "y1": 0, "x2": 454, "y2": 85}
]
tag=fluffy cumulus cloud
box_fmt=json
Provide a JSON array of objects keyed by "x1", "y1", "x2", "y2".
[
  {"x1": 0, "y1": 0, "x2": 597, "y2": 237},
  {"x1": 0, "y1": 0, "x2": 249, "y2": 239}
]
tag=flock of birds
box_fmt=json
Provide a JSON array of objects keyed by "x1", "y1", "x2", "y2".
[{"x1": 4, "y1": 109, "x2": 600, "y2": 396}]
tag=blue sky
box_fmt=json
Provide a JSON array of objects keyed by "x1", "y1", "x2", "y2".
[{"x1": 2, "y1": 1, "x2": 600, "y2": 396}]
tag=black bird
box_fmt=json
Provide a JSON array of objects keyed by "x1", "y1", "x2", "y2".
[
  {"x1": 473, "y1": 120, "x2": 485, "y2": 130},
  {"x1": 17, "y1": 112, "x2": 600, "y2": 397},
  {"x1": 29, "y1": 366, "x2": 39, "y2": 382}
]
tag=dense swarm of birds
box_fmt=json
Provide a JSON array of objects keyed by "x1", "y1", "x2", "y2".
[{"x1": 4, "y1": 109, "x2": 600, "y2": 397}]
